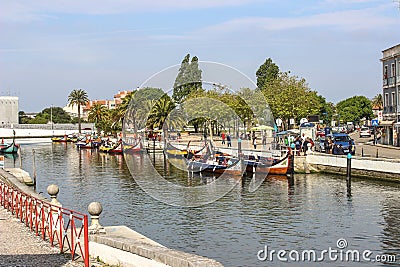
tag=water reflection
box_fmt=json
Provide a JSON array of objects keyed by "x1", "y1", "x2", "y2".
[{"x1": 2, "y1": 140, "x2": 399, "y2": 266}]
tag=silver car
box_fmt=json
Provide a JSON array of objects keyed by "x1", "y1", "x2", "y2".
[{"x1": 359, "y1": 127, "x2": 371, "y2": 138}]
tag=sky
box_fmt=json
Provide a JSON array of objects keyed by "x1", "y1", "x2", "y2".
[{"x1": 0, "y1": 0, "x2": 400, "y2": 112}]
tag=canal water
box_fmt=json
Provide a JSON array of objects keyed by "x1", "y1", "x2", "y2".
[{"x1": 4, "y1": 139, "x2": 400, "y2": 266}]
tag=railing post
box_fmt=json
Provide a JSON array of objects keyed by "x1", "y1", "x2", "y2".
[
  {"x1": 47, "y1": 184, "x2": 62, "y2": 207},
  {"x1": 88, "y1": 202, "x2": 105, "y2": 234},
  {"x1": 47, "y1": 184, "x2": 62, "y2": 247},
  {"x1": 83, "y1": 215, "x2": 90, "y2": 267}
]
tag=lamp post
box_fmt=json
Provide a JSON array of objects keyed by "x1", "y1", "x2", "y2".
[{"x1": 50, "y1": 104, "x2": 53, "y2": 130}]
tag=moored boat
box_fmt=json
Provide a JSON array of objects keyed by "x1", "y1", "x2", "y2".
[
  {"x1": 123, "y1": 141, "x2": 144, "y2": 154},
  {"x1": 244, "y1": 152, "x2": 290, "y2": 175},
  {"x1": 99, "y1": 142, "x2": 123, "y2": 154},
  {"x1": 51, "y1": 135, "x2": 69, "y2": 143},
  {"x1": 187, "y1": 156, "x2": 244, "y2": 175},
  {"x1": 0, "y1": 141, "x2": 19, "y2": 154}
]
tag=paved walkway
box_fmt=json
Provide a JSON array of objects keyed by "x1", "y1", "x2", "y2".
[{"x1": 0, "y1": 207, "x2": 86, "y2": 267}]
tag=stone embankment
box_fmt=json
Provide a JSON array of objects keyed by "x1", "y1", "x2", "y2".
[{"x1": 294, "y1": 152, "x2": 400, "y2": 182}]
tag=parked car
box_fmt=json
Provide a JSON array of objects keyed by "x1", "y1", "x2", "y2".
[
  {"x1": 327, "y1": 133, "x2": 355, "y2": 155},
  {"x1": 314, "y1": 136, "x2": 325, "y2": 152},
  {"x1": 359, "y1": 126, "x2": 371, "y2": 138}
]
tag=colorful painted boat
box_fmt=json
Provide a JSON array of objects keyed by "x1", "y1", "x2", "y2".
[
  {"x1": 0, "y1": 142, "x2": 19, "y2": 154},
  {"x1": 187, "y1": 156, "x2": 244, "y2": 175},
  {"x1": 51, "y1": 135, "x2": 69, "y2": 143},
  {"x1": 244, "y1": 152, "x2": 290, "y2": 175},
  {"x1": 165, "y1": 141, "x2": 207, "y2": 159},
  {"x1": 123, "y1": 141, "x2": 144, "y2": 154},
  {"x1": 99, "y1": 142, "x2": 123, "y2": 154}
]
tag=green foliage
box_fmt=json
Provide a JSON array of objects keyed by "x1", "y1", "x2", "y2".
[
  {"x1": 147, "y1": 94, "x2": 178, "y2": 134},
  {"x1": 262, "y1": 72, "x2": 321, "y2": 129},
  {"x1": 172, "y1": 54, "x2": 202, "y2": 104},
  {"x1": 256, "y1": 58, "x2": 279, "y2": 90},
  {"x1": 316, "y1": 95, "x2": 334, "y2": 125},
  {"x1": 19, "y1": 108, "x2": 72, "y2": 124},
  {"x1": 335, "y1": 96, "x2": 373, "y2": 123},
  {"x1": 371, "y1": 94, "x2": 383, "y2": 110},
  {"x1": 19, "y1": 111, "x2": 31, "y2": 124},
  {"x1": 68, "y1": 89, "x2": 89, "y2": 133}
]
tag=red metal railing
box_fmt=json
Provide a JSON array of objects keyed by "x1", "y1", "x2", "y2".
[{"x1": 0, "y1": 180, "x2": 89, "y2": 267}]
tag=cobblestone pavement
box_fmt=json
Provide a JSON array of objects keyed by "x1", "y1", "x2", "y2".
[{"x1": 0, "y1": 206, "x2": 86, "y2": 267}]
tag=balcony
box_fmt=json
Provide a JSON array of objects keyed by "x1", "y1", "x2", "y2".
[
  {"x1": 383, "y1": 78, "x2": 388, "y2": 86},
  {"x1": 389, "y1": 77, "x2": 396, "y2": 86},
  {"x1": 384, "y1": 106, "x2": 395, "y2": 114}
]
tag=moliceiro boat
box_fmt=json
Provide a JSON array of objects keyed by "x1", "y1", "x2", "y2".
[
  {"x1": 164, "y1": 141, "x2": 207, "y2": 159},
  {"x1": 123, "y1": 141, "x2": 144, "y2": 154},
  {"x1": 0, "y1": 141, "x2": 19, "y2": 154},
  {"x1": 187, "y1": 156, "x2": 244, "y2": 175},
  {"x1": 244, "y1": 152, "x2": 290, "y2": 175},
  {"x1": 99, "y1": 141, "x2": 123, "y2": 154}
]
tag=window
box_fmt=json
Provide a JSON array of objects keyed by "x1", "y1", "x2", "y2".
[
  {"x1": 391, "y1": 63, "x2": 396, "y2": 77},
  {"x1": 392, "y1": 92, "x2": 395, "y2": 106},
  {"x1": 385, "y1": 93, "x2": 389, "y2": 107},
  {"x1": 384, "y1": 65, "x2": 388, "y2": 79},
  {"x1": 398, "y1": 61, "x2": 400, "y2": 76}
]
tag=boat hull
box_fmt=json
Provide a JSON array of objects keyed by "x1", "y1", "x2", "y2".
[
  {"x1": 245, "y1": 154, "x2": 290, "y2": 175},
  {"x1": 0, "y1": 143, "x2": 19, "y2": 154}
]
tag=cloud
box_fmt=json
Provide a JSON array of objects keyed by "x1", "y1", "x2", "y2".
[
  {"x1": 0, "y1": 0, "x2": 264, "y2": 22},
  {"x1": 199, "y1": 6, "x2": 398, "y2": 34}
]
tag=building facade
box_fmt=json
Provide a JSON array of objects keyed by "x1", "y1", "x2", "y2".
[
  {"x1": 381, "y1": 44, "x2": 400, "y2": 146},
  {"x1": 0, "y1": 96, "x2": 19, "y2": 126},
  {"x1": 63, "y1": 90, "x2": 132, "y2": 120}
]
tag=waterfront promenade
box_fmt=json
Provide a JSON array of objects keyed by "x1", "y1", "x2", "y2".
[{"x1": 0, "y1": 207, "x2": 85, "y2": 267}]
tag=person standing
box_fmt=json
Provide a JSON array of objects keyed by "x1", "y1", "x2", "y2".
[
  {"x1": 253, "y1": 137, "x2": 257, "y2": 149},
  {"x1": 227, "y1": 134, "x2": 232, "y2": 147},
  {"x1": 221, "y1": 132, "x2": 226, "y2": 145}
]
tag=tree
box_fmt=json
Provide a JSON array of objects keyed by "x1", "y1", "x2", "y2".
[
  {"x1": 335, "y1": 96, "x2": 373, "y2": 124},
  {"x1": 68, "y1": 89, "x2": 89, "y2": 133},
  {"x1": 172, "y1": 54, "x2": 202, "y2": 104},
  {"x1": 147, "y1": 94, "x2": 177, "y2": 138},
  {"x1": 316, "y1": 95, "x2": 334, "y2": 125},
  {"x1": 256, "y1": 58, "x2": 279, "y2": 90},
  {"x1": 262, "y1": 72, "x2": 321, "y2": 129},
  {"x1": 371, "y1": 94, "x2": 383, "y2": 110},
  {"x1": 88, "y1": 103, "x2": 108, "y2": 133},
  {"x1": 124, "y1": 87, "x2": 164, "y2": 134},
  {"x1": 19, "y1": 111, "x2": 30, "y2": 124}
]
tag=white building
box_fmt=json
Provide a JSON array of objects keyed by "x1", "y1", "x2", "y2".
[{"x1": 0, "y1": 96, "x2": 19, "y2": 126}]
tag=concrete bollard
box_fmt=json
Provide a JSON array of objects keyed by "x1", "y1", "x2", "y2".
[
  {"x1": 47, "y1": 184, "x2": 62, "y2": 207},
  {"x1": 346, "y1": 153, "x2": 352, "y2": 197},
  {"x1": 88, "y1": 202, "x2": 106, "y2": 234}
]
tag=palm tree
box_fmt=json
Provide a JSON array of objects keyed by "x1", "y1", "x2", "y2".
[
  {"x1": 68, "y1": 89, "x2": 89, "y2": 133},
  {"x1": 147, "y1": 95, "x2": 177, "y2": 138},
  {"x1": 88, "y1": 103, "x2": 108, "y2": 133},
  {"x1": 371, "y1": 94, "x2": 383, "y2": 110}
]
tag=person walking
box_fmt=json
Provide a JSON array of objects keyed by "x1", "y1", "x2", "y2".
[
  {"x1": 253, "y1": 137, "x2": 257, "y2": 149},
  {"x1": 221, "y1": 132, "x2": 226, "y2": 145}
]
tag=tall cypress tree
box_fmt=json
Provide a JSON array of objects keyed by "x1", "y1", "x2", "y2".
[
  {"x1": 256, "y1": 58, "x2": 279, "y2": 90},
  {"x1": 172, "y1": 54, "x2": 202, "y2": 104}
]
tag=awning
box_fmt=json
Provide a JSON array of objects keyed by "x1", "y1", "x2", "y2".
[{"x1": 379, "y1": 120, "x2": 394, "y2": 126}]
